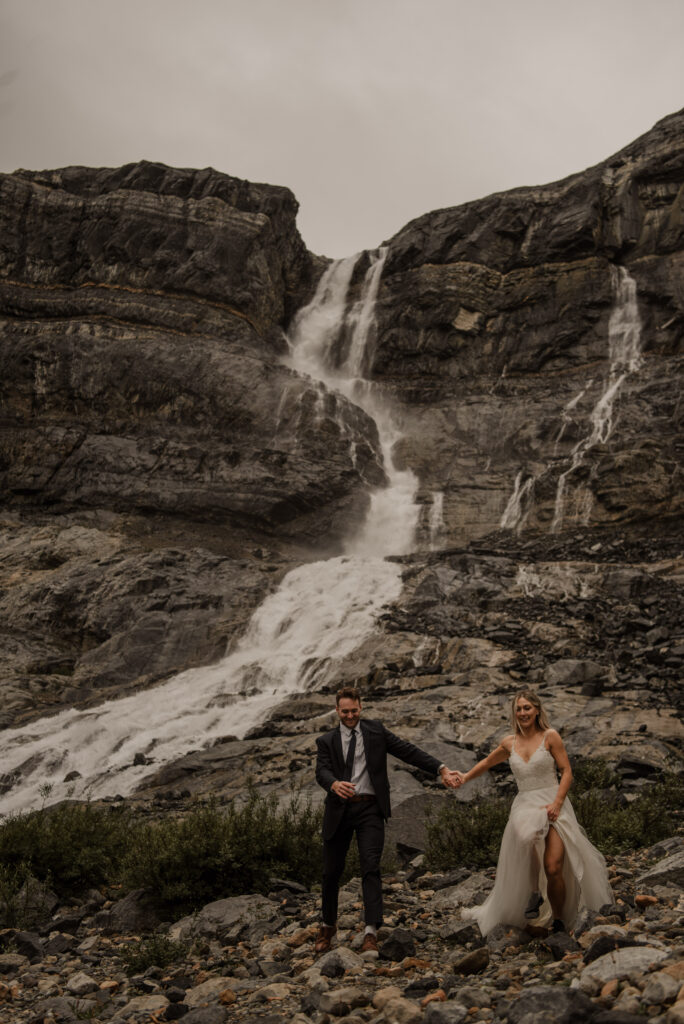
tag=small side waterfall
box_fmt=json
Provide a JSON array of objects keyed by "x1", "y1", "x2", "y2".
[
  {"x1": 500, "y1": 267, "x2": 643, "y2": 534},
  {"x1": 428, "y1": 491, "x2": 445, "y2": 550},
  {"x1": 499, "y1": 471, "x2": 534, "y2": 532},
  {"x1": 552, "y1": 267, "x2": 642, "y2": 532},
  {"x1": 0, "y1": 249, "x2": 420, "y2": 815}
]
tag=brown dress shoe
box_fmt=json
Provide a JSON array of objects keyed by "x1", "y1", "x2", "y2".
[
  {"x1": 361, "y1": 932, "x2": 378, "y2": 953},
  {"x1": 314, "y1": 924, "x2": 337, "y2": 954}
]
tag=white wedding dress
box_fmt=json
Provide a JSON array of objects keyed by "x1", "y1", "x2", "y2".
[{"x1": 463, "y1": 733, "x2": 613, "y2": 935}]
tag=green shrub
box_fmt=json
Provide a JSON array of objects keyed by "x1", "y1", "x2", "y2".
[
  {"x1": 118, "y1": 933, "x2": 190, "y2": 975},
  {"x1": 0, "y1": 800, "x2": 134, "y2": 898},
  {"x1": 576, "y1": 772, "x2": 684, "y2": 855},
  {"x1": 571, "y1": 757, "x2": 621, "y2": 795},
  {"x1": 425, "y1": 795, "x2": 513, "y2": 871},
  {"x1": 124, "y1": 787, "x2": 323, "y2": 917},
  {"x1": 0, "y1": 862, "x2": 39, "y2": 929}
]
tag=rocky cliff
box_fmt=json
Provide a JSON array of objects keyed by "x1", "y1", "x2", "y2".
[
  {"x1": 0, "y1": 162, "x2": 384, "y2": 725},
  {"x1": 0, "y1": 113, "x2": 682, "y2": 796},
  {"x1": 374, "y1": 109, "x2": 683, "y2": 542}
]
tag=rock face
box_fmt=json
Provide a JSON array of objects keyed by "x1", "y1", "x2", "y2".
[
  {"x1": 0, "y1": 161, "x2": 383, "y2": 537},
  {"x1": 373, "y1": 109, "x2": 684, "y2": 542},
  {"x1": 0, "y1": 114, "x2": 682, "y2": 803},
  {"x1": 0, "y1": 162, "x2": 385, "y2": 722}
]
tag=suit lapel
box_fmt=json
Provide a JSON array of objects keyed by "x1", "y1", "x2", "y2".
[{"x1": 360, "y1": 720, "x2": 372, "y2": 766}]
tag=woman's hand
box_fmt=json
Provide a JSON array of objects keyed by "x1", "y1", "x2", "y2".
[
  {"x1": 545, "y1": 799, "x2": 562, "y2": 822},
  {"x1": 449, "y1": 770, "x2": 467, "y2": 787}
]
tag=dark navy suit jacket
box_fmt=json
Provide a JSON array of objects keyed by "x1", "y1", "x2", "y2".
[{"x1": 315, "y1": 718, "x2": 441, "y2": 840}]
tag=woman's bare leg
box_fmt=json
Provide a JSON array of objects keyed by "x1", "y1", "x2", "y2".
[
  {"x1": 530, "y1": 845, "x2": 541, "y2": 890},
  {"x1": 544, "y1": 826, "x2": 566, "y2": 920}
]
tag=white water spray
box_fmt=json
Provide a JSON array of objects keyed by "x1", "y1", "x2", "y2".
[
  {"x1": 499, "y1": 471, "x2": 534, "y2": 532},
  {"x1": 428, "y1": 492, "x2": 445, "y2": 550},
  {"x1": 552, "y1": 267, "x2": 642, "y2": 531},
  {"x1": 1, "y1": 249, "x2": 420, "y2": 814}
]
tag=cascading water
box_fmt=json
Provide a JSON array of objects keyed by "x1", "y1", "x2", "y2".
[
  {"x1": 499, "y1": 471, "x2": 534, "y2": 532},
  {"x1": 552, "y1": 266, "x2": 642, "y2": 531},
  {"x1": 499, "y1": 267, "x2": 643, "y2": 534},
  {"x1": 428, "y1": 492, "x2": 445, "y2": 550},
  {"x1": 0, "y1": 249, "x2": 421, "y2": 815}
]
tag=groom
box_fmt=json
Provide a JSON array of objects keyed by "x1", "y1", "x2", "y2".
[{"x1": 314, "y1": 686, "x2": 456, "y2": 954}]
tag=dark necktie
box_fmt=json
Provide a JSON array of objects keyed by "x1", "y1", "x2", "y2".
[{"x1": 343, "y1": 729, "x2": 357, "y2": 781}]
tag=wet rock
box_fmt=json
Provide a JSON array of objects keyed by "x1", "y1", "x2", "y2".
[
  {"x1": 66, "y1": 971, "x2": 99, "y2": 996},
  {"x1": 641, "y1": 970, "x2": 681, "y2": 1005},
  {"x1": 97, "y1": 887, "x2": 162, "y2": 934},
  {"x1": 583, "y1": 933, "x2": 643, "y2": 963},
  {"x1": 545, "y1": 658, "x2": 605, "y2": 688},
  {"x1": 12, "y1": 931, "x2": 43, "y2": 962},
  {"x1": 171, "y1": 894, "x2": 278, "y2": 942},
  {"x1": 317, "y1": 946, "x2": 364, "y2": 976},
  {"x1": 582, "y1": 945, "x2": 671, "y2": 983},
  {"x1": 507, "y1": 984, "x2": 596, "y2": 1023},
  {"x1": 450, "y1": 946, "x2": 490, "y2": 974},
  {"x1": 437, "y1": 919, "x2": 483, "y2": 945},
  {"x1": 381, "y1": 995, "x2": 423, "y2": 1024},
  {"x1": 0, "y1": 952, "x2": 29, "y2": 974},
  {"x1": 181, "y1": 1009, "x2": 228, "y2": 1024},
  {"x1": 44, "y1": 932, "x2": 77, "y2": 955},
  {"x1": 542, "y1": 931, "x2": 580, "y2": 960},
  {"x1": 318, "y1": 986, "x2": 369, "y2": 1015},
  {"x1": 424, "y1": 1001, "x2": 469, "y2": 1023},
  {"x1": 379, "y1": 927, "x2": 416, "y2": 961},
  {"x1": 638, "y1": 850, "x2": 684, "y2": 889},
  {"x1": 118, "y1": 992, "x2": 170, "y2": 1018}
]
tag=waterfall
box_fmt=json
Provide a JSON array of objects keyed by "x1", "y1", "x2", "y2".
[
  {"x1": 428, "y1": 491, "x2": 445, "y2": 550},
  {"x1": 552, "y1": 267, "x2": 642, "y2": 532},
  {"x1": 499, "y1": 471, "x2": 534, "y2": 532},
  {"x1": 0, "y1": 249, "x2": 421, "y2": 815}
]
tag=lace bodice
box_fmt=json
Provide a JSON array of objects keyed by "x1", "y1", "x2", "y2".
[{"x1": 510, "y1": 737, "x2": 558, "y2": 793}]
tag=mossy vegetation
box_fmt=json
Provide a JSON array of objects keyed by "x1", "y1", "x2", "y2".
[
  {"x1": 124, "y1": 788, "x2": 323, "y2": 916},
  {"x1": 118, "y1": 933, "x2": 191, "y2": 975},
  {"x1": 0, "y1": 787, "x2": 322, "y2": 925}
]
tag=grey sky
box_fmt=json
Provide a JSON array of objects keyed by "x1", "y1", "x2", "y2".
[{"x1": 1, "y1": 0, "x2": 683, "y2": 257}]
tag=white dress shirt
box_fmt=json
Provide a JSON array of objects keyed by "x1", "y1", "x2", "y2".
[{"x1": 340, "y1": 722, "x2": 376, "y2": 796}]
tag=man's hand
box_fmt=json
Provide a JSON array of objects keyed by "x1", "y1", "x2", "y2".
[
  {"x1": 439, "y1": 766, "x2": 458, "y2": 789},
  {"x1": 331, "y1": 780, "x2": 356, "y2": 799}
]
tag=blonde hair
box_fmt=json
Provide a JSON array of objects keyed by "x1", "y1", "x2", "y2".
[{"x1": 511, "y1": 690, "x2": 551, "y2": 734}]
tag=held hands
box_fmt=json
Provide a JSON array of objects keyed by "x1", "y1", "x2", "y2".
[{"x1": 440, "y1": 767, "x2": 464, "y2": 789}]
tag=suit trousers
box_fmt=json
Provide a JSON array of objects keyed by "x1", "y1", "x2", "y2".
[{"x1": 322, "y1": 799, "x2": 385, "y2": 926}]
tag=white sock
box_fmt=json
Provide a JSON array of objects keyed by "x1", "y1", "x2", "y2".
[{"x1": 364, "y1": 924, "x2": 377, "y2": 936}]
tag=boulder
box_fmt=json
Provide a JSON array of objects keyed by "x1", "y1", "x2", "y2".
[
  {"x1": 507, "y1": 985, "x2": 596, "y2": 1023},
  {"x1": 171, "y1": 894, "x2": 278, "y2": 942}
]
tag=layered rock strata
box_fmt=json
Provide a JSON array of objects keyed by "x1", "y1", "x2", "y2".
[
  {"x1": 0, "y1": 163, "x2": 384, "y2": 719},
  {"x1": 374, "y1": 109, "x2": 684, "y2": 541}
]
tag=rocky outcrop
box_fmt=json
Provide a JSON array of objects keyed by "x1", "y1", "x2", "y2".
[
  {"x1": 0, "y1": 160, "x2": 384, "y2": 539},
  {"x1": 0, "y1": 162, "x2": 386, "y2": 719},
  {"x1": 0, "y1": 116, "x2": 682, "y2": 779},
  {"x1": 372, "y1": 109, "x2": 684, "y2": 541}
]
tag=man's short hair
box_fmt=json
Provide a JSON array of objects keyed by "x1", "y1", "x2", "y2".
[{"x1": 336, "y1": 686, "x2": 362, "y2": 705}]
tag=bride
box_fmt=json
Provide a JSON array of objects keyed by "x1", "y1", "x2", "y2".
[{"x1": 451, "y1": 689, "x2": 612, "y2": 935}]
